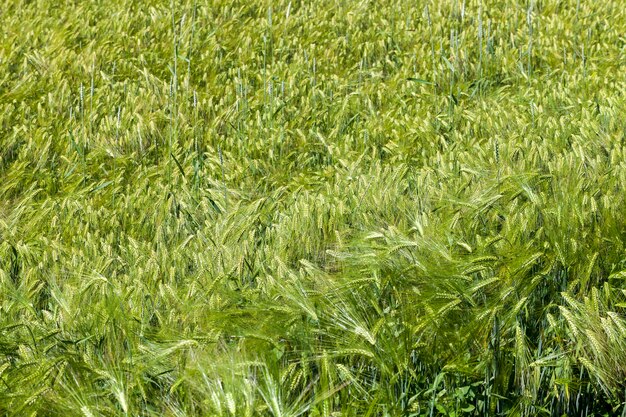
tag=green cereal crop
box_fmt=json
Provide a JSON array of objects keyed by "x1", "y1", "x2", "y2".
[{"x1": 0, "y1": 0, "x2": 625, "y2": 415}]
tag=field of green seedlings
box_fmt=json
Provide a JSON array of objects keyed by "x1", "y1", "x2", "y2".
[{"x1": 1, "y1": 0, "x2": 625, "y2": 415}]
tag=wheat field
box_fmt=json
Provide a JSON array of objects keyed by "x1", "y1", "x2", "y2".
[{"x1": 1, "y1": 0, "x2": 626, "y2": 415}]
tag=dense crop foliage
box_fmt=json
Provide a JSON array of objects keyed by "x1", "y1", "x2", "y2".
[{"x1": 1, "y1": 0, "x2": 626, "y2": 415}]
